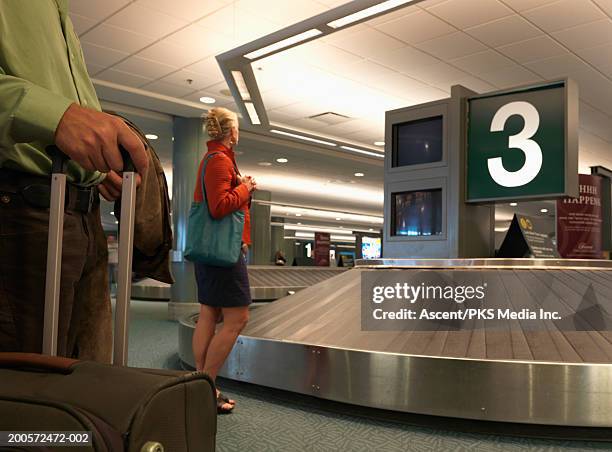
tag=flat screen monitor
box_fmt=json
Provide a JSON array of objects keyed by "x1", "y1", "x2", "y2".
[
  {"x1": 361, "y1": 236, "x2": 382, "y2": 259},
  {"x1": 391, "y1": 189, "x2": 443, "y2": 237},
  {"x1": 392, "y1": 116, "x2": 443, "y2": 167}
]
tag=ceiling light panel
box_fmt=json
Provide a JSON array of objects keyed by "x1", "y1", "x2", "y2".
[
  {"x1": 244, "y1": 29, "x2": 323, "y2": 60},
  {"x1": 327, "y1": 0, "x2": 416, "y2": 29},
  {"x1": 340, "y1": 146, "x2": 385, "y2": 158},
  {"x1": 270, "y1": 205, "x2": 383, "y2": 224},
  {"x1": 270, "y1": 129, "x2": 336, "y2": 146},
  {"x1": 244, "y1": 102, "x2": 261, "y2": 125},
  {"x1": 284, "y1": 224, "x2": 354, "y2": 235},
  {"x1": 231, "y1": 70, "x2": 251, "y2": 101}
]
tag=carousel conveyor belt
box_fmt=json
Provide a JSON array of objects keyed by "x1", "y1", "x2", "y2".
[
  {"x1": 178, "y1": 259, "x2": 612, "y2": 435},
  {"x1": 129, "y1": 265, "x2": 347, "y2": 301}
]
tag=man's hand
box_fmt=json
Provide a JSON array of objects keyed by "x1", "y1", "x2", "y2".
[
  {"x1": 54, "y1": 103, "x2": 149, "y2": 176},
  {"x1": 98, "y1": 170, "x2": 144, "y2": 201},
  {"x1": 98, "y1": 170, "x2": 122, "y2": 201}
]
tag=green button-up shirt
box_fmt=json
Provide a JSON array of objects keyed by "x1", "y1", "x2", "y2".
[{"x1": 0, "y1": 0, "x2": 102, "y2": 185}]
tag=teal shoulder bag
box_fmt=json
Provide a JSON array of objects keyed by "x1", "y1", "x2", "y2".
[{"x1": 184, "y1": 153, "x2": 245, "y2": 267}]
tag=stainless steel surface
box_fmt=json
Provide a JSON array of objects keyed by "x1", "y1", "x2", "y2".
[
  {"x1": 178, "y1": 259, "x2": 612, "y2": 427},
  {"x1": 114, "y1": 171, "x2": 137, "y2": 366},
  {"x1": 43, "y1": 173, "x2": 66, "y2": 356},
  {"x1": 132, "y1": 279, "x2": 171, "y2": 301},
  {"x1": 357, "y1": 258, "x2": 612, "y2": 269},
  {"x1": 222, "y1": 339, "x2": 612, "y2": 427},
  {"x1": 179, "y1": 314, "x2": 612, "y2": 427}
]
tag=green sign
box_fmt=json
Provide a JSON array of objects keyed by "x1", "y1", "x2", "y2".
[{"x1": 466, "y1": 80, "x2": 578, "y2": 203}]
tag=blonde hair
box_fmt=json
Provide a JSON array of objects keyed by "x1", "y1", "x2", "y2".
[{"x1": 204, "y1": 107, "x2": 238, "y2": 140}]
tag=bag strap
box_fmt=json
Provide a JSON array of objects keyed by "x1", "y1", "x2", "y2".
[
  {"x1": 199, "y1": 151, "x2": 241, "y2": 203},
  {"x1": 199, "y1": 152, "x2": 220, "y2": 207}
]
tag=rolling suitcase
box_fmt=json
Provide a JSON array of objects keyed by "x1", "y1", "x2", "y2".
[{"x1": 0, "y1": 146, "x2": 217, "y2": 452}]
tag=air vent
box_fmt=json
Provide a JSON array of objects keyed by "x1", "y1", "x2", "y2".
[{"x1": 308, "y1": 112, "x2": 351, "y2": 125}]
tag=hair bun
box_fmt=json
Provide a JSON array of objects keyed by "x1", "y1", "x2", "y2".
[
  {"x1": 203, "y1": 107, "x2": 238, "y2": 140},
  {"x1": 205, "y1": 114, "x2": 222, "y2": 139}
]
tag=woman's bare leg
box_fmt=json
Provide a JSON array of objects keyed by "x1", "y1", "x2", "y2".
[
  {"x1": 192, "y1": 305, "x2": 219, "y2": 371},
  {"x1": 203, "y1": 306, "x2": 249, "y2": 381}
]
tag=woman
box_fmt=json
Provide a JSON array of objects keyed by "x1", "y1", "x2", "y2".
[{"x1": 192, "y1": 107, "x2": 256, "y2": 414}]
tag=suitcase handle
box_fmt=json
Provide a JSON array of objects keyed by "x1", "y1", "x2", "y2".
[
  {"x1": 48, "y1": 145, "x2": 69, "y2": 174},
  {"x1": 42, "y1": 144, "x2": 137, "y2": 362},
  {"x1": 120, "y1": 145, "x2": 135, "y2": 173},
  {"x1": 47, "y1": 144, "x2": 135, "y2": 174},
  {"x1": 0, "y1": 352, "x2": 77, "y2": 374}
]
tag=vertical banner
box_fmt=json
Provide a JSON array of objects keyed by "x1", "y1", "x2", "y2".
[
  {"x1": 314, "y1": 232, "x2": 330, "y2": 266},
  {"x1": 557, "y1": 174, "x2": 603, "y2": 258}
]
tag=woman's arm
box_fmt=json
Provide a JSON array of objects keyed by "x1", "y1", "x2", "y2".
[{"x1": 204, "y1": 155, "x2": 250, "y2": 219}]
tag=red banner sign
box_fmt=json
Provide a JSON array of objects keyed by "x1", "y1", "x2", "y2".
[
  {"x1": 314, "y1": 232, "x2": 330, "y2": 266},
  {"x1": 557, "y1": 174, "x2": 603, "y2": 259}
]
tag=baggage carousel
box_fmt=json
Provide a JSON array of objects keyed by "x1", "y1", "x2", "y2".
[
  {"x1": 130, "y1": 266, "x2": 346, "y2": 302},
  {"x1": 178, "y1": 259, "x2": 612, "y2": 432}
]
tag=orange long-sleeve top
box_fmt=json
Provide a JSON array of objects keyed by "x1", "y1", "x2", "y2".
[{"x1": 193, "y1": 141, "x2": 251, "y2": 245}]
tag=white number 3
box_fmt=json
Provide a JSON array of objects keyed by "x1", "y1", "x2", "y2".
[{"x1": 487, "y1": 101, "x2": 543, "y2": 188}]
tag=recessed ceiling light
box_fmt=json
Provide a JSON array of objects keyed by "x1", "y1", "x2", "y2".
[
  {"x1": 276, "y1": 158, "x2": 288, "y2": 163},
  {"x1": 199, "y1": 96, "x2": 216, "y2": 104},
  {"x1": 296, "y1": 213, "x2": 302, "y2": 217},
  {"x1": 335, "y1": 217, "x2": 341, "y2": 221},
  {"x1": 245, "y1": 102, "x2": 261, "y2": 125},
  {"x1": 328, "y1": 0, "x2": 416, "y2": 28},
  {"x1": 374, "y1": 141, "x2": 385, "y2": 146},
  {"x1": 540, "y1": 208, "x2": 549, "y2": 213},
  {"x1": 258, "y1": 162, "x2": 272, "y2": 166},
  {"x1": 271, "y1": 129, "x2": 336, "y2": 147},
  {"x1": 354, "y1": 172, "x2": 364, "y2": 177},
  {"x1": 340, "y1": 145, "x2": 384, "y2": 158},
  {"x1": 297, "y1": 222, "x2": 302, "y2": 225},
  {"x1": 509, "y1": 202, "x2": 518, "y2": 207},
  {"x1": 231, "y1": 71, "x2": 251, "y2": 101},
  {"x1": 369, "y1": 228, "x2": 374, "y2": 231},
  {"x1": 145, "y1": 134, "x2": 158, "y2": 140},
  {"x1": 244, "y1": 29, "x2": 322, "y2": 60}
]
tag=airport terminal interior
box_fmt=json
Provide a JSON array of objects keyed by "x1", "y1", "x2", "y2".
[{"x1": 58, "y1": 0, "x2": 612, "y2": 450}]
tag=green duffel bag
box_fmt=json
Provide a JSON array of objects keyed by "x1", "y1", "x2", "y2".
[{"x1": 0, "y1": 353, "x2": 217, "y2": 452}]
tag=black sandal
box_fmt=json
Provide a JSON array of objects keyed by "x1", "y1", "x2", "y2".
[
  {"x1": 217, "y1": 393, "x2": 234, "y2": 414},
  {"x1": 217, "y1": 390, "x2": 236, "y2": 406}
]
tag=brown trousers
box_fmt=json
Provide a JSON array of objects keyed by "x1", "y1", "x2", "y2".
[{"x1": 0, "y1": 191, "x2": 112, "y2": 362}]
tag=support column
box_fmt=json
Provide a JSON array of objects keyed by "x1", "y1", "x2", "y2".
[
  {"x1": 169, "y1": 117, "x2": 204, "y2": 319},
  {"x1": 271, "y1": 216, "x2": 295, "y2": 265},
  {"x1": 249, "y1": 190, "x2": 271, "y2": 265}
]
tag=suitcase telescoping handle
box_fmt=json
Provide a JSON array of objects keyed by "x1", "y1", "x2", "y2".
[
  {"x1": 42, "y1": 145, "x2": 137, "y2": 367},
  {"x1": 42, "y1": 146, "x2": 68, "y2": 357},
  {"x1": 114, "y1": 147, "x2": 137, "y2": 366}
]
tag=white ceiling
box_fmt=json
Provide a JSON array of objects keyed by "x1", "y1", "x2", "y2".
[
  {"x1": 72, "y1": 0, "x2": 612, "y2": 173},
  {"x1": 254, "y1": 0, "x2": 612, "y2": 168},
  {"x1": 72, "y1": 0, "x2": 351, "y2": 111},
  {"x1": 72, "y1": 0, "x2": 612, "y2": 230}
]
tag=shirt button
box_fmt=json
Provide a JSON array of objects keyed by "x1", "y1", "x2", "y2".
[{"x1": 0, "y1": 195, "x2": 11, "y2": 204}]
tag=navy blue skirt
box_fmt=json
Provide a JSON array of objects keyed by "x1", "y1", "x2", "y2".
[{"x1": 194, "y1": 252, "x2": 251, "y2": 307}]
